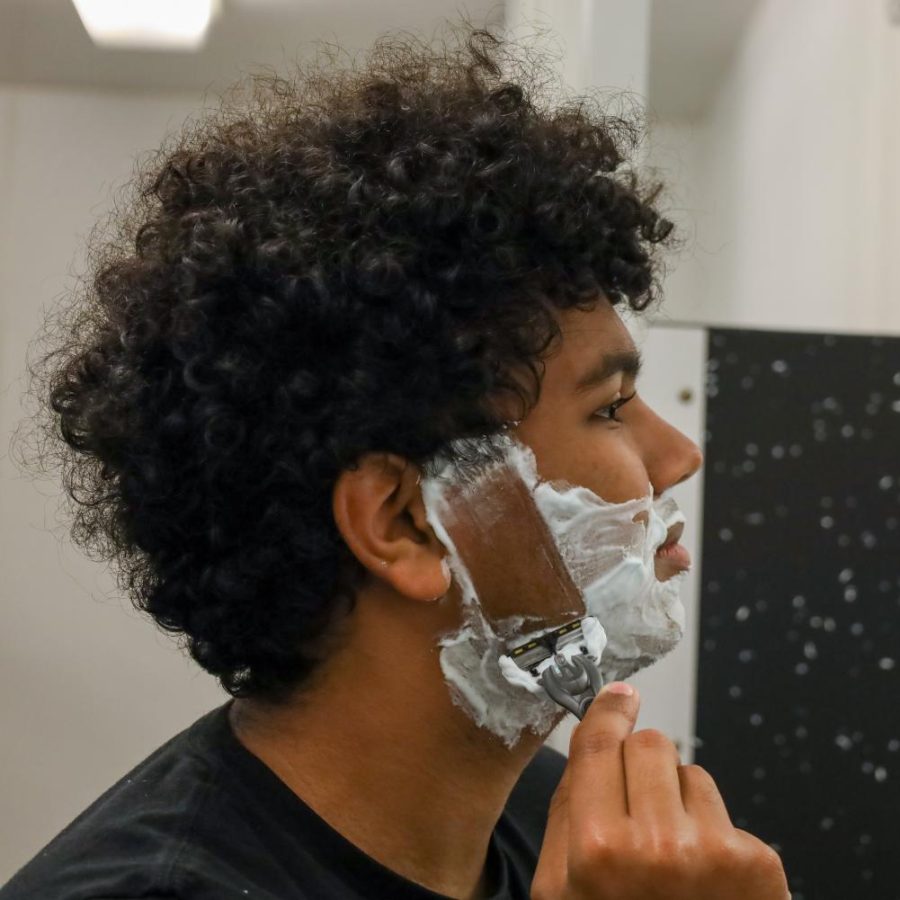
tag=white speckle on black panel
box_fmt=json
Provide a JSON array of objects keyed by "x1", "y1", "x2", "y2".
[
  {"x1": 893, "y1": 372, "x2": 900, "y2": 386},
  {"x1": 892, "y1": 400, "x2": 900, "y2": 413},
  {"x1": 697, "y1": 328, "x2": 900, "y2": 898}
]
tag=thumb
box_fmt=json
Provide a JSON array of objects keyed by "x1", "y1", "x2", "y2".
[
  {"x1": 575, "y1": 680, "x2": 641, "y2": 744},
  {"x1": 533, "y1": 761, "x2": 572, "y2": 886}
]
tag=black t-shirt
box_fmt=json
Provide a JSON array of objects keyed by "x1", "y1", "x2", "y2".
[{"x1": 1, "y1": 699, "x2": 566, "y2": 899}]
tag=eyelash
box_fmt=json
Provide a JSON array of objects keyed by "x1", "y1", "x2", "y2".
[{"x1": 593, "y1": 391, "x2": 637, "y2": 423}]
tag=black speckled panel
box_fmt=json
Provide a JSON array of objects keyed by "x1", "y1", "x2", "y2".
[{"x1": 694, "y1": 328, "x2": 900, "y2": 900}]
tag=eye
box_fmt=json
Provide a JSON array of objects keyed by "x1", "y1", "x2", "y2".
[{"x1": 592, "y1": 391, "x2": 637, "y2": 424}]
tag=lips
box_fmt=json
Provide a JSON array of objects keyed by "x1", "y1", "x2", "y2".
[{"x1": 655, "y1": 541, "x2": 691, "y2": 570}]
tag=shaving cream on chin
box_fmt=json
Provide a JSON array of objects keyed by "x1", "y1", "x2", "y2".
[{"x1": 420, "y1": 432, "x2": 689, "y2": 748}]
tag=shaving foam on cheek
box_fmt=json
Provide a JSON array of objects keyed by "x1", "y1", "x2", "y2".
[{"x1": 420, "y1": 432, "x2": 688, "y2": 748}]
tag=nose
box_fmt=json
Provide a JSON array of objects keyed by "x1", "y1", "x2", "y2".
[{"x1": 642, "y1": 410, "x2": 704, "y2": 498}]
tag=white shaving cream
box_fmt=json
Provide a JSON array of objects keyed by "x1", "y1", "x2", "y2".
[{"x1": 420, "y1": 431, "x2": 688, "y2": 748}]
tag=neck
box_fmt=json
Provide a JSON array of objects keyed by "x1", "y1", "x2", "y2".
[{"x1": 227, "y1": 589, "x2": 556, "y2": 899}]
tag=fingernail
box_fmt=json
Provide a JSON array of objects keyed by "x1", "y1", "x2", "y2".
[{"x1": 601, "y1": 681, "x2": 634, "y2": 696}]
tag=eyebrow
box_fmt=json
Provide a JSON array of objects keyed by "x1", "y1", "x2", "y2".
[{"x1": 573, "y1": 347, "x2": 643, "y2": 395}]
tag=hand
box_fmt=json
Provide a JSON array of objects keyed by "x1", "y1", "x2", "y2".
[{"x1": 531, "y1": 683, "x2": 791, "y2": 900}]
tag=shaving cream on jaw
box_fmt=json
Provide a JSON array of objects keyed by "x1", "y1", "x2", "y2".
[{"x1": 420, "y1": 431, "x2": 688, "y2": 748}]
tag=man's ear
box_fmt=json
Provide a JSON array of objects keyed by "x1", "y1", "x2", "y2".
[{"x1": 332, "y1": 452, "x2": 451, "y2": 603}]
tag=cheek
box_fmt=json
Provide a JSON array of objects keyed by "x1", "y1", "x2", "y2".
[{"x1": 538, "y1": 433, "x2": 650, "y2": 506}]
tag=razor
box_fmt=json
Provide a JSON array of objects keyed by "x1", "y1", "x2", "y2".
[{"x1": 506, "y1": 619, "x2": 604, "y2": 720}]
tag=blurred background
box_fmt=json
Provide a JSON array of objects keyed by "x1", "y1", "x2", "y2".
[{"x1": 1, "y1": 1, "x2": 898, "y2": 897}]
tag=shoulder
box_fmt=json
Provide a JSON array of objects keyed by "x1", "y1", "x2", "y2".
[{"x1": 0, "y1": 706, "x2": 228, "y2": 900}]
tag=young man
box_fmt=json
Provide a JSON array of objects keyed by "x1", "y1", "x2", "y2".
[{"x1": 4, "y1": 24, "x2": 789, "y2": 900}]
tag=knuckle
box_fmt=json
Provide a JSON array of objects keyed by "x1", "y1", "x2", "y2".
[
  {"x1": 704, "y1": 834, "x2": 746, "y2": 870},
  {"x1": 755, "y1": 844, "x2": 787, "y2": 878},
  {"x1": 569, "y1": 728, "x2": 622, "y2": 760},
  {"x1": 628, "y1": 728, "x2": 675, "y2": 753},
  {"x1": 679, "y1": 763, "x2": 720, "y2": 799},
  {"x1": 644, "y1": 833, "x2": 694, "y2": 868},
  {"x1": 571, "y1": 826, "x2": 631, "y2": 870}
]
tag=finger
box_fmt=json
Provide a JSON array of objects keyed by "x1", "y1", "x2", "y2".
[
  {"x1": 678, "y1": 764, "x2": 734, "y2": 830},
  {"x1": 623, "y1": 729, "x2": 686, "y2": 826},
  {"x1": 566, "y1": 682, "x2": 641, "y2": 823},
  {"x1": 533, "y1": 763, "x2": 571, "y2": 881}
]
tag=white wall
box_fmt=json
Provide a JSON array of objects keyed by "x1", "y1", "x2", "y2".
[
  {"x1": 647, "y1": 0, "x2": 900, "y2": 337},
  {"x1": 0, "y1": 84, "x2": 227, "y2": 882},
  {"x1": 5, "y1": 0, "x2": 900, "y2": 881}
]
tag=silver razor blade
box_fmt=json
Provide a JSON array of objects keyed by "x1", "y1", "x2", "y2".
[{"x1": 507, "y1": 619, "x2": 604, "y2": 720}]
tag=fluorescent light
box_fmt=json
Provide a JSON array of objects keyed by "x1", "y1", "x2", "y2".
[{"x1": 71, "y1": 0, "x2": 221, "y2": 50}]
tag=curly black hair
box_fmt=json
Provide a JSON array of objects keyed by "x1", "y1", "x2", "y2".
[{"x1": 14, "y1": 21, "x2": 675, "y2": 705}]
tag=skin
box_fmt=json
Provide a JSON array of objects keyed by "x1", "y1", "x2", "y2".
[{"x1": 227, "y1": 297, "x2": 786, "y2": 899}]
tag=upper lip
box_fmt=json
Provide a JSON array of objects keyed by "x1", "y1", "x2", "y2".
[{"x1": 659, "y1": 521, "x2": 685, "y2": 550}]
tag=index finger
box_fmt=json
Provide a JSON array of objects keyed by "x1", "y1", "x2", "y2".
[{"x1": 566, "y1": 682, "x2": 641, "y2": 823}]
